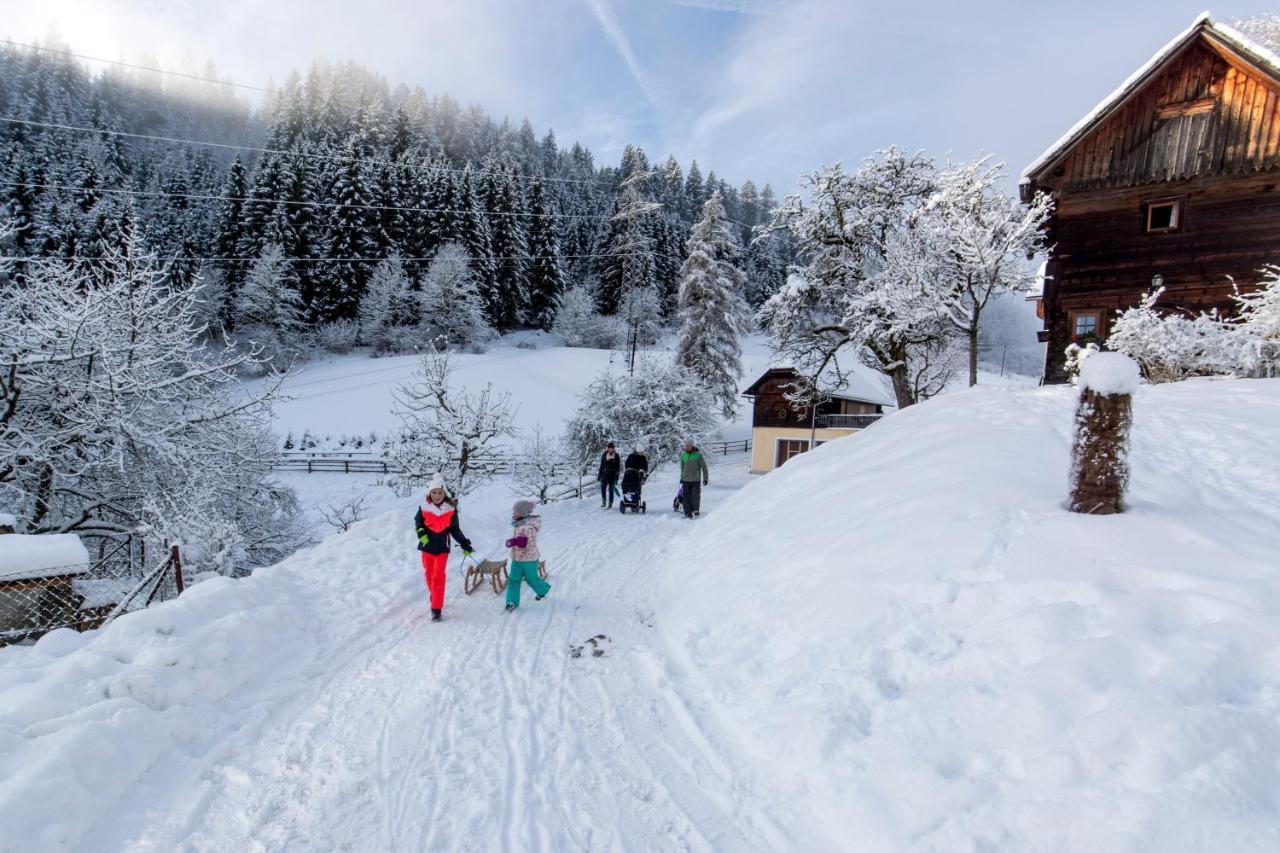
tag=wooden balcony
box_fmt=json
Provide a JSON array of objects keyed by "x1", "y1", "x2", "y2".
[{"x1": 815, "y1": 413, "x2": 882, "y2": 431}]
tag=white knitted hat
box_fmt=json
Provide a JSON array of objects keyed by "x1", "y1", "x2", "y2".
[{"x1": 427, "y1": 473, "x2": 446, "y2": 494}]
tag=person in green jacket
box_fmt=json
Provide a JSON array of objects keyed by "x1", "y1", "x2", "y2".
[{"x1": 678, "y1": 440, "x2": 709, "y2": 518}]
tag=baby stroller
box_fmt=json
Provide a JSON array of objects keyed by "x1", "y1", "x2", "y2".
[
  {"x1": 673, "y1": 484, "x2": 684, "y2": 514},
  {"x1": 619, "y1": 467, "x2": 647, "y2": 514}
]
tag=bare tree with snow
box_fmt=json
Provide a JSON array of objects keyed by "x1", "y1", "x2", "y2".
[{"x1": 387, "y1": 341, "x2": 517, "y2": 502}]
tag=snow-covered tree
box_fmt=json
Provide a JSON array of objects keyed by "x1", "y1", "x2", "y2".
[
  {"x1": 235, "y1": 243, "x2": 306, "y2": 371},
  {"x1": 564, "y1": 357, "x2": 718, "y2": 471},
  {"x1": 760, "y1": 150, "x2": 951, "y2": 408},
  {"x1": 418, "y1": 242, "x2": 495, "y2": 352},
  {"x1": 676, "y1": 191, "x2": 752, "y2": 418},
  {"x1": 358, "y1": 252, "x2": 415, "y2": 355},
  {"x1": 387, "y1": 343, "x2": 518, "y2": 502},
  {"x1": 0, "y1": 234, "x2": 303, "y2": 573},
  {"x1": 618, "y1": 284, "x2": 662, "y2": 371},
  {"x1": 511, "y1": 423, "x2": 574, "y2": 503},
  {"x1": 553, "y1": 281, "x2": 624, "y2": 349},
  {"x1": 914, "y1": 157, "x2": 1051, "y2": 386},
  {"x1": 524, "y1": 178, "x2": 566, "y2": 330}
]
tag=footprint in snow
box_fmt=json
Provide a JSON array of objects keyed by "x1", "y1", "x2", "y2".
[{"x1": 569, "y1": 634, "x2": 611, "y2": 658}]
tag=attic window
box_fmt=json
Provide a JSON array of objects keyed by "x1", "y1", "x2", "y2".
[{"x1": 1145, "y1": 199, "x2": 1181, "y2": 233}]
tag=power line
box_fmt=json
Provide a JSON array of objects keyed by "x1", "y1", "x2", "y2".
[
  {"x1": 0, "y1": 116, "x2": 613, "y2": 190},
  {"x1": 0, "y1": 38, "x2": 269, "y2": 94},
  {"x1": 0, "y1": 251, "x2": 682, "y2": 264},
  {"x1": 0, "y1": 179, "x2": 613, "y2": 220}
]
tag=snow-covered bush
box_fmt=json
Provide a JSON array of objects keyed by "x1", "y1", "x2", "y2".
[
  {"x1": 553, "y1": 283, "x2": 624, "y2": 348},
  {"x1": 316, "y1": 319, "x2": 360, "y2": 354},
  {"x1": 1236, "y1": 266, "x2": 1280, "y2": 377},
  {"x1": 1107, "y1": 289, "x2": 1236, "y2": 383},
  {"x1": 564, "y1": 357, "x2": 718, "y2": 470},
  {"x1": 1063, "y1": 341, "x2": 1100, "y2": 385},
  {"x1": 418, "y1": 242, "x2": 495, "y2": 353}
]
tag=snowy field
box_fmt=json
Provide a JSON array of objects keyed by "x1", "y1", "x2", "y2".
[
  {"x1": 262, "y1": 335, "x2": 780, "y2": 446},
  {"x1": 2, "y1": 376, "x2": 1278, "y2": 852}
]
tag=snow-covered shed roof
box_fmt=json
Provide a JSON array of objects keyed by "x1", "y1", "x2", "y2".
[
  {"x1": 0, "y1": 534, "x2": 91, "y2": 583},
  {"x1": 743, "y1": 366, "x2": 896, "y2": 408},
  {"x1": 1022, "y1": 13, "x2": 1280, "y2": 185}
]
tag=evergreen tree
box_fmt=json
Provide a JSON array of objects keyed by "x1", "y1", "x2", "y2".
[
  {"x1": 524, "y1": 178, "x2": 565, "y2": 330},
  {"x1": 235, "y1": 243, "x2": 305, "y2": 369},
  {"x1": 481, "y1": 163, "x2": 528, "y2": 329},
  {"x1": 419, "y1": 242, "x2": 494, "y2": 350},
  {"x1": 675, "y1": 191, "x2": 752, "y2": 419},
  {"x1": 320, "y1": 139, "x2": 377, "y2": 320},
  {"x1": 358, "y1": 251, "x2": 415, "y2": 354}
]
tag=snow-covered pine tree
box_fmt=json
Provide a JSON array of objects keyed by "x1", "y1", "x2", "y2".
[
  {"x1": 387, "y1": 343, "x2": 517, "y2": 502},
  {"x1": 456, "y1": 166, "x2": 499, "y2": 307},
  {"x1": 553, "y1": 280, "x2": 623, "y2": 348},
  {"x1": 319, "y1": 138, "x2": 377, "y2": 320},
  {"x1": 419, "y1": 241, "x2": 495, "y2": 351},
  {"x1": 359, "y1": 251, "x2": 415, "y2": 355},
  {"x1": 482, "y1": 162, "x2": 529, "y2": 329},
  {"x1": 676, "y1": 191, "x2": 752, "y2": 419},
  {"x1": 524, "y1": 178, "x2": 565, "y2": 330},
  {"x1": 235, "y1": 243, "x2": 306, "y2": 370}
]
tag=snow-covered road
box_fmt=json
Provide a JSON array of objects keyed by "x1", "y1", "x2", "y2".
[{"x1": 23, "y1": 464, "x2": 788, "y2": 853}]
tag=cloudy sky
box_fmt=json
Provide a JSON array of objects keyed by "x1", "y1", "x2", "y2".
[{"x1": 6, "y1": 0, "x2": 1276, "y2": 192}]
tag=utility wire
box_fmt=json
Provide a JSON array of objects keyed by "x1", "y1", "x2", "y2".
[
  {"x1": 0, "y1": 37, "x2": 269, "y2": 94},
  {"x1": 0, "y1": 251, "x2": 683, "y2": 264}
]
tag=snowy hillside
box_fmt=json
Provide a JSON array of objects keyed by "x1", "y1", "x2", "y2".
[
  {"x1": 2, "y1": 378, "x2": 1276, "y2": 852},
  {"x1": 663, "y1": 378, "x2": 1280, "y2": 851}
]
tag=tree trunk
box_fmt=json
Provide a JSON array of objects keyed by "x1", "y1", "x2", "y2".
[
  {"x1": 1068, "y1": 388, "x2": 1133, "y2": 515},
  {"x1": 889, "y1": 362, "x2": 915, "y2": 409},
  {"x1": 968, "y1": 323, "x2": 979, "y2": 387}
]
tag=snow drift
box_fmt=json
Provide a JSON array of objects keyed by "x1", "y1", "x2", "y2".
[{"x1": 661, "y1": 379, "x2": 1280, "y2": 852}]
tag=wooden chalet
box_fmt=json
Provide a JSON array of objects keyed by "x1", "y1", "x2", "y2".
[
  {"x1": 1022, "y1": 14, "x2": 1280, "y2": 382},
  {"x1": 742, "y1": 367, "x2": 891, "y2": 473}
]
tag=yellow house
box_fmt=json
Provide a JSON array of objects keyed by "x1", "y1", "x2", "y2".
[{"x1": 743, "y1": 367, "x2": 892, "y2": 473}]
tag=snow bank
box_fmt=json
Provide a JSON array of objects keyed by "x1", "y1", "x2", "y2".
[
  {"x1": 0, "y1": 513, "x2": 16, "y2": 528},
  {"x1": 0, "y1": 534, "x2": 89, "y2": 582},
  {"x1": 661, "y1": 379, "x2": 1280, "y2": 852},
  {"x1": 1079, "y1": 351, "x2": 1140, "y2": 395}
]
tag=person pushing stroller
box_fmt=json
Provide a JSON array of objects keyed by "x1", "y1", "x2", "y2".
[{"x1": 619, "y1": 445, "x2": 650, "y2": 514}]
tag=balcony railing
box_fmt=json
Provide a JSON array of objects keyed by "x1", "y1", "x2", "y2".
[{"x1": 815, "y1": 413, "x2": 882, "y2": 430}]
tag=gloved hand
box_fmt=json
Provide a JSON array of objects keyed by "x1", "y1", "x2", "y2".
[
  {"x1": 418, "y1": 534, "x2": 430, "y2": 547},
  {"x1": 462, "y1": 549, "x2": 473, "y2": 558},
  {"x1": 703, "y1": 479, "x2": 709, "y2": 487}
]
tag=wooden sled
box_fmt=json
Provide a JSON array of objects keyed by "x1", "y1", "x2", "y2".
[{"x1": 464, "y1": 559, "x2": 548, "y2": 595}]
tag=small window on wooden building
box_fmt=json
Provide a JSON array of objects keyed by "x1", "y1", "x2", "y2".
[
  {"x1": 1070, "y1": 310, "x2": 1101, "y2": 341},
  {"x1": 1145, "y1": 198, "x2": 1181, "y2": 233},
  {"x1": 776, "y1": 439, "x2": 809, "y2": 467}
]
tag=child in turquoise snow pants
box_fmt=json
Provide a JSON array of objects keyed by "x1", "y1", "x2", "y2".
[{"x1": 505, "y1": 499, "x2": 550, "y2": 611}]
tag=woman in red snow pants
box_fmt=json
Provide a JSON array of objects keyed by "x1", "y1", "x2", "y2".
[{"x1": 414, "y1": 480, "x2": 473, "y2": 622}]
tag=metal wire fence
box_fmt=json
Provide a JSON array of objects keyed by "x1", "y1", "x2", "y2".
[{"x1": 0, "y1": 542, "x2": 184, "y2": 647}]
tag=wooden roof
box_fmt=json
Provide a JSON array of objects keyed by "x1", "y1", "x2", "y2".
[
  {"x1": 1022, "y1": 15, "x2": 1280, "y2": 196},
  {"x1": 742, "y1": 367, "x2": 894, "y2": 407}
]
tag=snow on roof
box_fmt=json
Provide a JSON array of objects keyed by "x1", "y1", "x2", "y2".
[
  {"x1": 745, "y1": 364, "x2": 896, "y2": 408},
  {"x1": 0, "y1": 513, "x2": 15, "y2": 528},
  {"x1": 1026, "y1": 260, "x2": 1048, "y2": 301},
  {"x1": 1022, "y1": 13, "x2": 1280, "y2": 184},
  {"x1": 0, "y1": 534, "x2": 90, "y2": 582}
]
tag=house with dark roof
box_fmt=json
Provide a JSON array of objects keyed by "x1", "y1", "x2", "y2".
[
  {"x1": 1022, "y1": 14, "x2": 1280, "y2": 382},
  {"x1": 742, "y1": 367, "x2": 893, "y2": 473}
]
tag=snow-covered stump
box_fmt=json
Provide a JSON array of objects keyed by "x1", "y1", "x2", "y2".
[{"x1": 1069, "y1": 353, "x2": 1140, "y2": 515}]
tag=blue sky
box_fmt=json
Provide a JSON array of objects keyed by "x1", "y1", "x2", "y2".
[{"x1": 9, "y1": 1, "x2": 1278, "y2": 193}]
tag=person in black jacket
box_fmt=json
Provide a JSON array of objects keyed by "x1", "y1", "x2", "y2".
[
  {"x1": 413, "y1": 474, "x2": 473, "y2": 621},
  {"x1": 624, "y1": 446, "x2": 650, "y2": 478},
  {"x1": 597, "y1": 441, "x2": 621, "y2": 508}
]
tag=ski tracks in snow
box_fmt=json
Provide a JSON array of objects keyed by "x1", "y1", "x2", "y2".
[{"x1": 158, "y1": 490, "x2": 785, "y2": 852}]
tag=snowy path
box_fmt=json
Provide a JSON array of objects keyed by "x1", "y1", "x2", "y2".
[{"x1": 105, "y1": 475, "x2": 788, "y2": 852}]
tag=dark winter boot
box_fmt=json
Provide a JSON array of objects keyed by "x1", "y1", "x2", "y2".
[
  {"x1": 505, "y1": 603, "x2": 516, "y2": 612},
  {"x1": 431, "y1": 609, "x2": 442, "y2": 622}
]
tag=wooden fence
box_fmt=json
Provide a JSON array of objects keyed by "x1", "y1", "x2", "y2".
[{"x1": 271, "y1": 438, "x2": 753, "y2": 475}]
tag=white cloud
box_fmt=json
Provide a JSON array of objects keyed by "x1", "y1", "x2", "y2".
[{"x1": 579, "y1": 0, "x2": 664, "y2": 109}]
